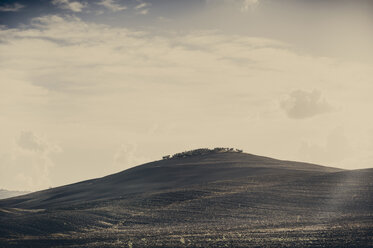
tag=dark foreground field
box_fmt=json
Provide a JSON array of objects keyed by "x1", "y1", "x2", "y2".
[{"x1": 0, "y1": 152, "x2": 372, "y2": 247}]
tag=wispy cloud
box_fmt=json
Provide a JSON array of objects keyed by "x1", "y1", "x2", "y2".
[
  {"x1": 0, "y1": 3, "x2": 25, "y2": 12},
  {"x1": 138, "y1": 8, "x2": 149, "y2": 15},
  {"x1": 98, "y1": 0, "x2": 127, "y2": 12},
  {"x1": 52, "y1": 0, "x2": 86, "y2": 12},
  {"x1": 134, "y1": 2, "x2": 149, "y2": 10},
  {"x1": 113, "y1": 143, "x2": 148, "y2": 169},
  {"x1": 241, "y1": 0, "x2": 259, "y2": 11},
  {"x1": 205, "y1": 0, "x2": 259, "y2": 12},
  {"x1": 17, "y1": 131, "x2": 48, "y2": 152},
  {"x1": 0, "y1": 131, "x2": 62, "y2": 191},
  {"x1": 134, "y1": 2, "x2": 149, "y2": 15}
]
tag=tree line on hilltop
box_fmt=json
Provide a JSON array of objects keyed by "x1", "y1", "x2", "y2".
[{"x1": 162, "y1": 147, "x2": 243, "y2": 160}]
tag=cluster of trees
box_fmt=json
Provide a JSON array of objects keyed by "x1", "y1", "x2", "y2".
[{"x1": 162, "y1": 147, "x2": 243, "y2": 160}]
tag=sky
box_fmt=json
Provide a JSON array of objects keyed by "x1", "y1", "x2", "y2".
[{"x1": 1, "y1": 0, "x2": 373, "y2": 191}]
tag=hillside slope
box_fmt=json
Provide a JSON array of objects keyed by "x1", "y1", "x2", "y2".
[
  {"x1": 0, "y1": 190, "x2": 30, "y2": 200},
  {"x1": 0, "y1": 152, "x2": 341, "y2": 209},
  {"x1": 0, "y1": 152, "x2": 372, "y2": 248}
]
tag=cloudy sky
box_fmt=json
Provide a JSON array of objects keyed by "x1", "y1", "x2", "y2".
[{"x1": 1, "y1": 0, "x2": 373, "y2": 191}]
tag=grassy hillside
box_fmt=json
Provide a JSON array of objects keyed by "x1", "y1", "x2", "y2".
[{"x1": 0, "y1": 152, "x2": 372, "y2": 247}]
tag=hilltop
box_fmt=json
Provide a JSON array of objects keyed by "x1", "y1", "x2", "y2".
[{"x1": 162, "y1": 147, "x2": 243, "y2": 159}]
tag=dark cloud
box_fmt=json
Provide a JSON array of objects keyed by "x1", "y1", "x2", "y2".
[
  {"x1": 0, "y1": 3, "x2": 24, "y2": 12},
  {"x1": 281, "y1": 90, "x2": 332, "y2": 119}
]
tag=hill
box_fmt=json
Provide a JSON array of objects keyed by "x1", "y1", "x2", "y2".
[
  {"x1": 0, "y1": 189, "x2": 30, "y2": 200},
  {"x1": 0, "y1": 151, "x2": 372, "y2": 247}
]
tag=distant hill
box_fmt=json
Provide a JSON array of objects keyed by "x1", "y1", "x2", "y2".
[
  {"x1": 0, "y1": 152, "x2": 341, "y2": 209},
  {"x1": 0, "y1": 189, "x2": 29, "y2": 200},
  {"x1": 0, "y1": 151, "x2": 372, "y2": 248}
]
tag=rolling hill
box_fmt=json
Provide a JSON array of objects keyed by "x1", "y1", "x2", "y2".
[
  {"x1": 0, "y1": 190, "x2": 30, "y2": 200},
  {"x1": 0, "y1": 151, "x2": 372, "y2": 247}
]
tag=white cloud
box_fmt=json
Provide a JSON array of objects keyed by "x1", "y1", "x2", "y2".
[
  {"x1": 280, "y1": 90, "x2": 333, "y2": 119},
  {"x1": 52, "y1": 0, "x2": 86, "y2": 12},
  {"x1": 241, "y1": 0, "x2": 259, "y2": 12},
  {"x1": 205, "y1": 0, "x2": 259, "y2": 12},
  {"x1": 134, "y1": 2, "x2": 149, "y2": 15},
  {"x1": 138, "y1": 8, "x2": 149, "y2": 15},
  {"x1": 134, "y1": 2, "x2": 149, "y2": 9},
  {"x1": 98, "y1": 0, "x2": 127, "y2": 12},
  {"x1": 0, "y1": 131, "x2": 61, "y2": 191},
  {"x1": 0, "y1": 3, "x2": 25, "y2": 12},
  {"x1": 113, "y1": 144, "x2": 147, "y2": 169}
]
